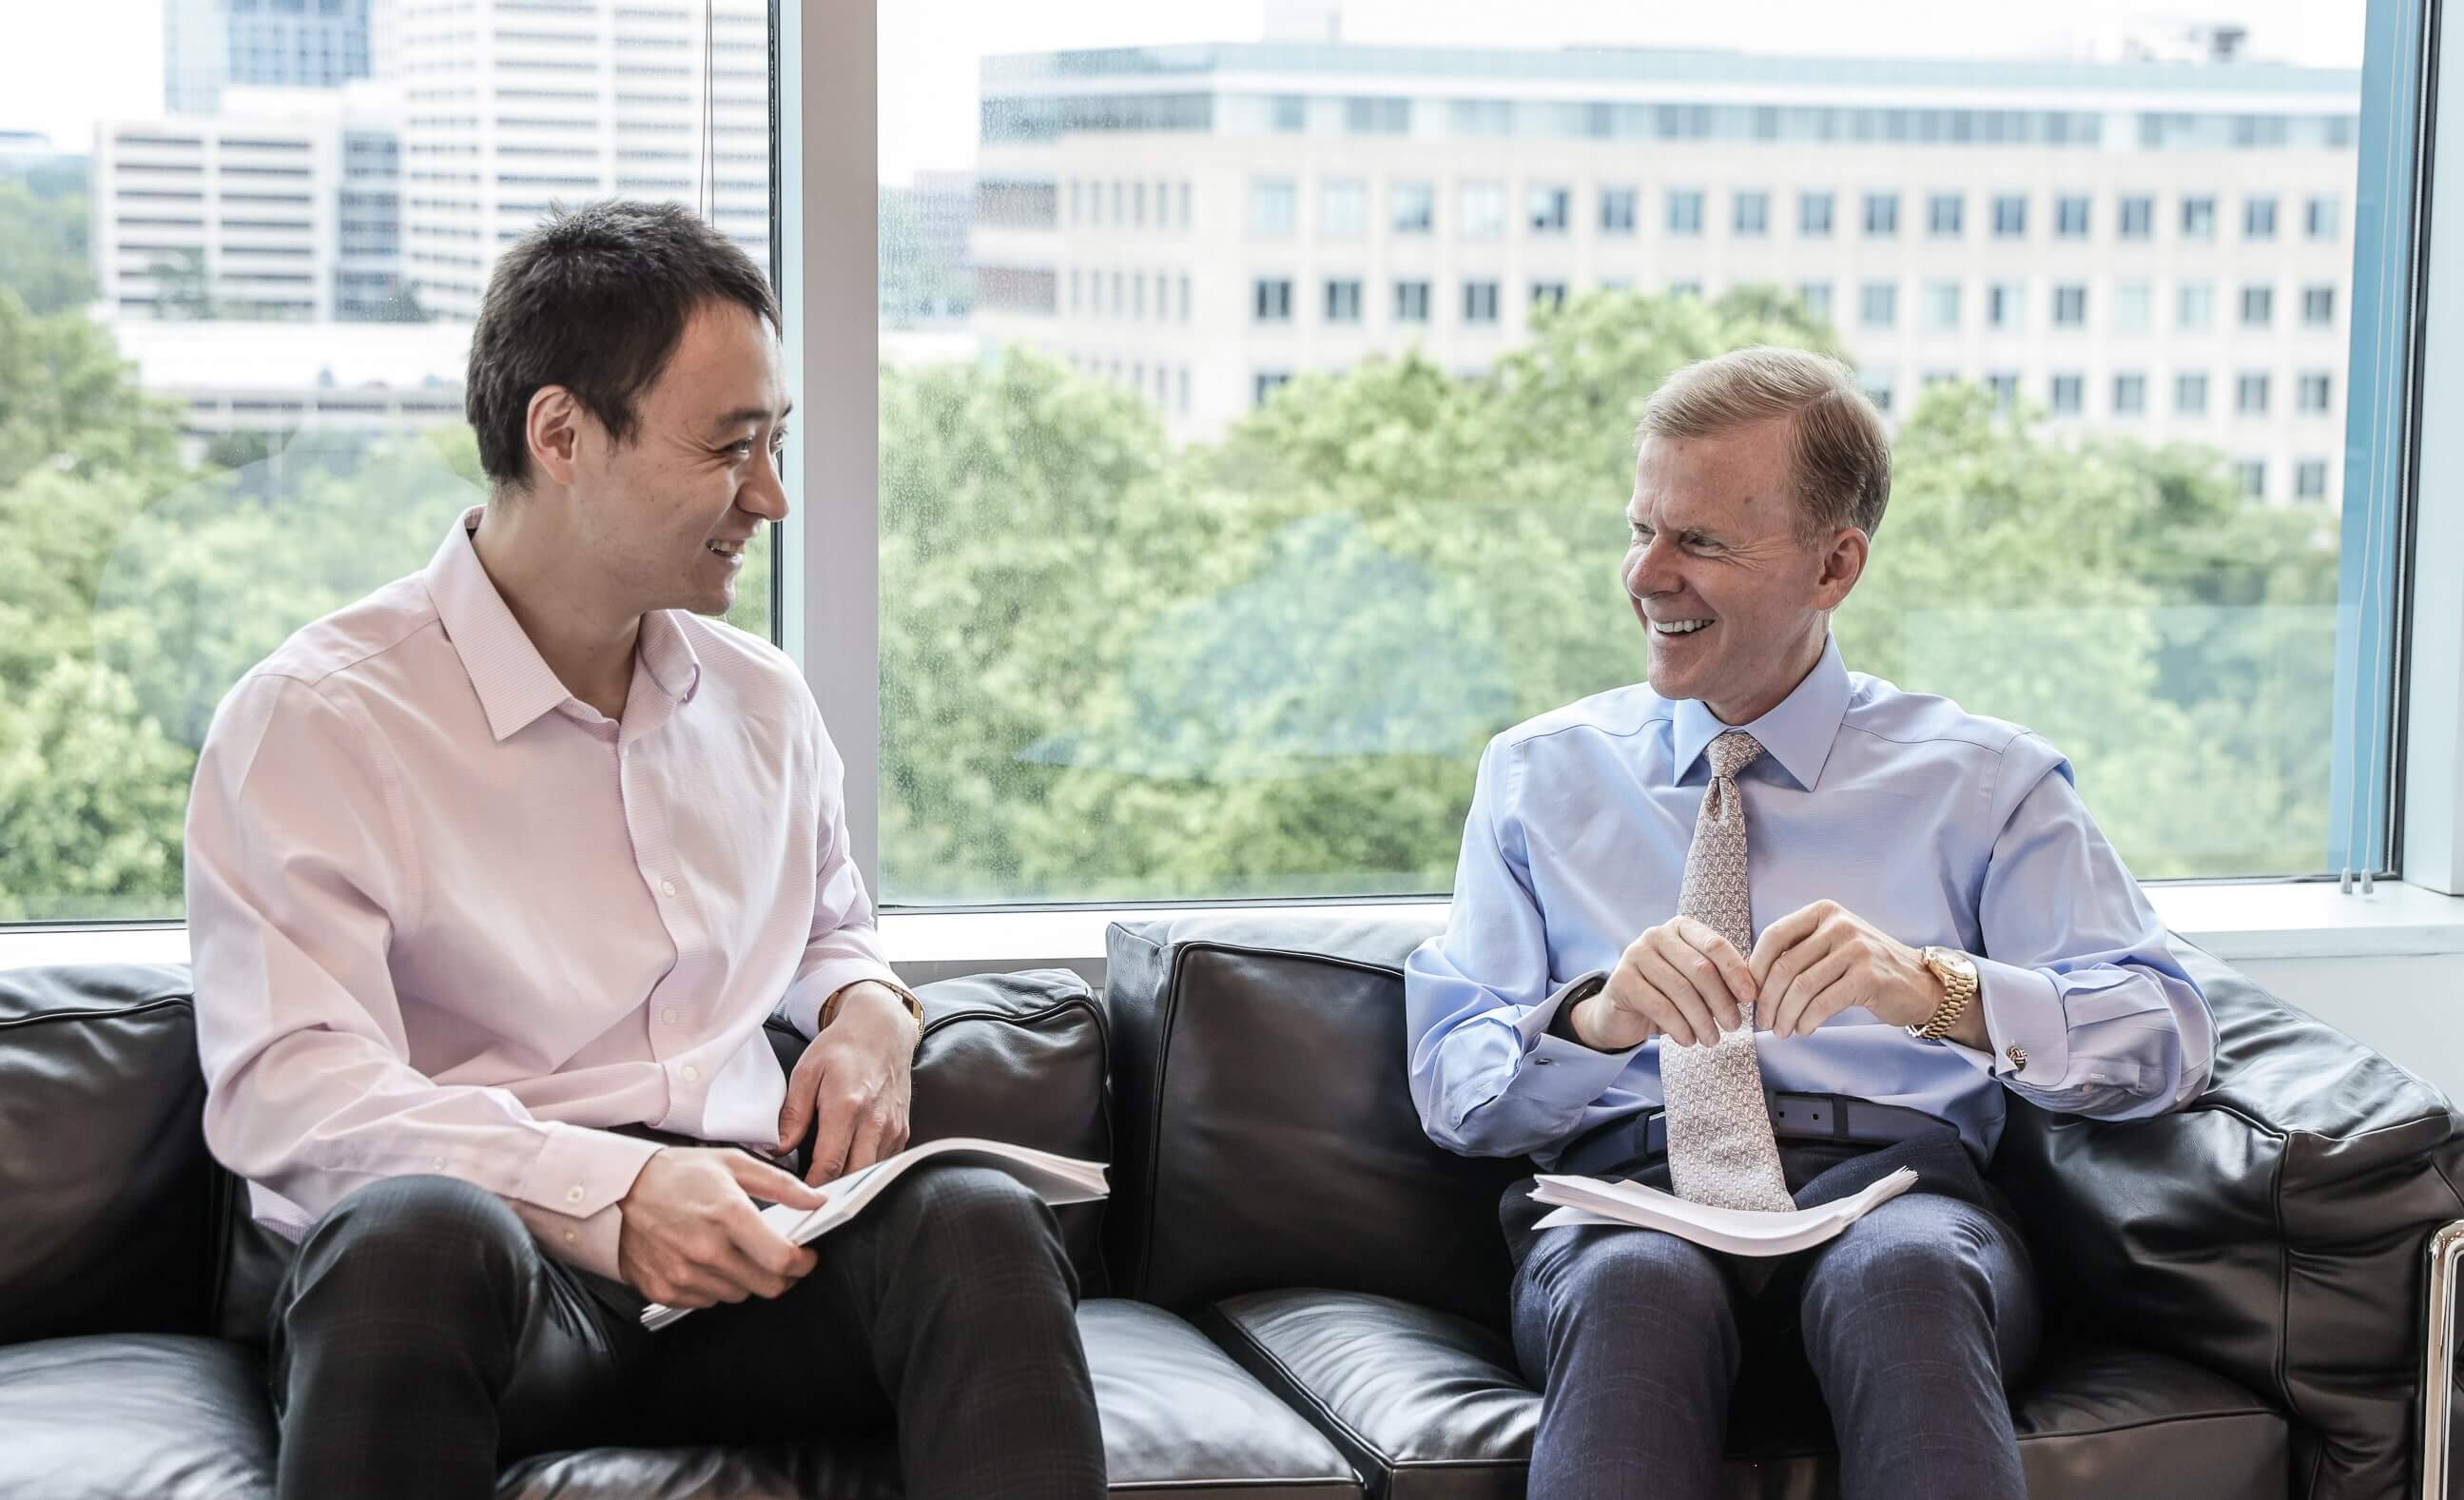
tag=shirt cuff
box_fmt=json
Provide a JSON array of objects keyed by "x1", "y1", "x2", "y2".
[
  {"x1": 776, "y1": 957, "x2": 907, "y2": 1039},
  {"x1": 1952, "y1": 956, "x2": 2072, "y2": 1089},
  {"x1": 514, "y1": 1121, "x2": 663, "y2": 1224},
  {"x1": 512, "y1": 1198, "x2": 629, "y2": 1282},
  {"x1": 1507, "y1": 970, "x2": 1643, "y2": 1111}
]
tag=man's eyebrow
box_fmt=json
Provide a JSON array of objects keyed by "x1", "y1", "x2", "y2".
[{"x1": 708, "y1": 400, "x2": 792, "y2": 430}]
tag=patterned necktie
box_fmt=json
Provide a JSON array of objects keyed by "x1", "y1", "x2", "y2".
[{"x1": 1657, "y1": 730, "x2": 1795, "y2": 1212}]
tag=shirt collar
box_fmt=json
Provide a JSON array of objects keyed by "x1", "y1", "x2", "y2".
[
  {"x1": 1670, "y1": 634, "x2": 1850, "y2": 792},
  {"x1": 423, "y1": 505, "x2": 703, "y2": 743}
]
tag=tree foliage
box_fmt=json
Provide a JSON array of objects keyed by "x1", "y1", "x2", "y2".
[{"x1": 0, "y1": 282, "x2": 2339, "y2": 921}]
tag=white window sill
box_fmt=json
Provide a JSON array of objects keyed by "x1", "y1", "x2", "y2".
[{"x1": 3, "y1": 881, "x2": 2461, "y2": 978}]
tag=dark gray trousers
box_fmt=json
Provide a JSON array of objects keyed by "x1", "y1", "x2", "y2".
[
  {"x1": 1504, "y1": 1136, "x2": 2041, "y2": 1500},
  {"x1": 265, "y1": 1161, "x2": 1107, "y2": 1500}
]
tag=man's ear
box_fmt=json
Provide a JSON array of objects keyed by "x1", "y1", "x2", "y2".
[
  {"x1": 525, "y1": 386, "x2": 585, "y2": 488},
  {"x1": 1814, "y1": 528, "x2": 1868, "y2": 611}
]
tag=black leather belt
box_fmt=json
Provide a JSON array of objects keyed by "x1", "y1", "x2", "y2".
[{"x1": 1554, "y1": 1092, "x2": 1959, "y2": 1178}]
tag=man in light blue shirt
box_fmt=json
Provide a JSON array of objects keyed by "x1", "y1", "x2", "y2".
[{"x1": 1406, "y1": 347, "x2": 2214, "y2": 1500}]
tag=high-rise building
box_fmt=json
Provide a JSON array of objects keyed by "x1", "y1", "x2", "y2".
[
  {"x1": 393, "y1": 0, "x2": 770, "y2": 321},
  {"x1": 92, "y1": 82, "x2": 403, "y2": 322},
  {"x1": 971, "y1": 41, "x2": 2362, "y2": 507},
  {"x1": 165, "y1": 0, "x2": 375, "y2": 115}
]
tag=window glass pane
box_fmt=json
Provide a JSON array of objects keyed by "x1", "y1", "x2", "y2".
[
  {"x1": 1, "y1": 0, "x2": 776, "y2": 921},
  {"x1": 877, "y1": 3, "x2": 2380, "y2": 904}
]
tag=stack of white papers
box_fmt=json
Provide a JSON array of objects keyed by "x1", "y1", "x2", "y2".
[
  {"x1": 641, "y1": 1137, "x2": 1109, "y2": 1330},
  {"x1": 1529, "y1": 1167, "x2": 1919, "y2": 1258}
]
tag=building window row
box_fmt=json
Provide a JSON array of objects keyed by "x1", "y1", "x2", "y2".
[
  {"x1": 1069, "y1": 266, "x2": 1193, "y2": 322},
  {"x1": 1069, "y1": 354, "x2": 1193, "y2": 416},
  {"x1": 1069, "y1": 177, "x2": 1194, "y2": 232}
]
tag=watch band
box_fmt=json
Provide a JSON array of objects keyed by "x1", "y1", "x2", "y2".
[
  {"x1": 819, "y1": 978, "x2": 925, "y2": 1034},
  {"x1": 1907, "y1": 946, "x2": 1978, "y2": 1041}
]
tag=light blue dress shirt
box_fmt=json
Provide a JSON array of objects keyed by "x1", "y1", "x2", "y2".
[{"x1": 1405, "y1": 635, "x2": 2216, "y2": 1167}]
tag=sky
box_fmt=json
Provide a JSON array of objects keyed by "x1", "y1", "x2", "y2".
[{"x1": 2, "y1": 0, "x2": 2372, "y2": 185}]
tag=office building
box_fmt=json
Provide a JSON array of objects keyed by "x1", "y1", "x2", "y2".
[{"x1": 165, "y1": 0, "x2": 375, "y2": 114}]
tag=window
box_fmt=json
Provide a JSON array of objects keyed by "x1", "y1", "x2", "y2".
[
  {"x1": 2238, "y1": 372, "x2": 2270, "y2": 416},
  {"x1": 1928, "y1": 193, "x2": 1963, "y2": 237},
  {"x1": 2296, "y1": 459, "x2": 2330, "y2": 500},
  {"x1": 2304, "y1": 284, "x2": 2338, "y2": 325},
  {"x1": 2299, "y1": 372, "x2": 2334, "y2": 413},
  {"x1": 1325, "y1": 278, "x2": 1362, "y2": 323},
  {"x1": 1860, "y1": 368, "x2": 1894, "y2": 413},
  {"x1": 1344, "y1": 96, "x2": 1409, "y2": 135},
  {"x1": 2245, "y1": 196, "x2": 2278, "y2": 240},
  {"x1": 1863, "y1": 191, "x2": 1898, "y2": 237},
  {"x1": 1666, "y1": 189, "x2": 1704, "y2": 235},
  {"x1": 1463, "y1": 279, "x2": 1500, "y2": 323},
  {"x1": 1460, "y1": 181, "x2": 1504, "y2": 239},
  {"x1": 1733, "y1": 190, "x2": 1770, "y2": 237},
  {"x1": 2178, "y1": 282, "x2": 2215, "y2": 330},
  {"x1": 1987, "y1": 281, "x2": 2025, "y2": 330},
  {"x1": 1992, "y1": 194, "x2": 2027, "y2": 237},
  {"x1": 2113, "y1": 373, "x2": 2147, "y2": 414},
  {"x1": 1860, "y1": 281, "x2": 1897, "y2": 328},
  {"x1": 1669, "y1": 279, "x2": 1703, "y2": 301},
  {"x1": 1251, "y1": 178, "x2": 1295, "y2": 238},
  {"x1": 1925, "y1": 280, "x2": 1961, "y2": 331},
  {"x1": 2237, "y1": 459, "x2": 2267, "y2": 498},
  {"x1": 2055, "y1": 194, "x2": 2091, "y2": 238},
  {"x1": 2052, "y1": 284, "x2": 2087, "y2": 326},
  {"x1": 2182, "y1": 195, "x2": 2217, "y2": 239},
  {"x1": 1394, "y1": 280, "x2": 1430, "y2": 322},
  {"x1": 2046, "y1": 373, "x2": 2086, "y2": 415},
  {"x1": 1799, "y1": 190, "x2": 1834, "y2": 237},
  {"x1": 1321, "y1": 179, "x2": 1367, "y2": 241},
  {"x1": 1528, "y1": 184, "x2": 1570, "y2": 234},
  {"x1": 2177, "y1": 372, "x2": 2212, "y2": 415},
  {"x1": 2114, "y1": 281, "x2": 2152, "y2": 333},
  {"x1": 2307, "y1": 194, "x2": 2339, "y2": 240},
  {"x1": 1253, "y1": 370, "x2": 1292, "y2": 406},
  {"x1": 2241, "y1": 284, "x2": 2274, "y2": 327},
  {"x1": 1600, "y1": 186, "x2": 1637, "y2": 233},
  {"x1": 2119, "y1": 195, "x2": 2154, "y2": 239},
  {"x1": 1271, "y1": 94, "x2": 1306, "y2": 132},
  {"x1": 1253, "y1": 277, "x2": 1292, "y2": 321},
  {"x1": 1530, "y1": 280, "x2": 1568, "y2": 312},
  {"x1": 1987, "y1": 372, "x2": 2019, "y2": 411},
  {"x1": 1797, "y1": 281, "x2": 1833, "y2": 321},
  {"x1": 1391, "y1": 181, "x2": 1434, "y2": 234}
]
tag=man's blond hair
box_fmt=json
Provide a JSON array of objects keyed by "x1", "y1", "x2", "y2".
[{"x1": 1637, "y1": 347, "x2": 1892, "y2": 540}]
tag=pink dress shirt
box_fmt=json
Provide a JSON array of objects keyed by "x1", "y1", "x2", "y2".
[{"x1": 184, "y1": 505, "x2": 902, "y2": 1280}]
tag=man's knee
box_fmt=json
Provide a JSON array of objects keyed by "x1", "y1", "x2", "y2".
[
  {"x1": 867, "y1": 1161, "x2": 1068, "y2": 1274},
  {"x1": 1528, "y1": 1230, "x2": 1736, "y2": 1355},
  {"x1": 291, "y1": 1174, "x2": 533, "y2": 1310},
  {"x1": 1803, "y1": 1195, "x2": 2002, "y2": 1332}
]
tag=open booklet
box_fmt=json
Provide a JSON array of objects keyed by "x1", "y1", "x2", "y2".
[
  {"x1": 1528, "y1": 1166, "x2": 1918, "y2": 1258},
  {"x1": 640, "y1": 1137, "x2": 1110, "y2": 1331}
]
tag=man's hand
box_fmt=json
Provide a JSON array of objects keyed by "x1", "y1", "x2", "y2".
[
  {"x1": 777, "y1": 981, "x2": 920, "y2": 1186},
  {"x1": 616, "y1": 1147, "x2": 825, "y2": 1310},
  {"x1": 1570, "y1": 916, "x2": 1756, "y2": 1050},
  {"x1": 1747, "y1": 900, "x2": 1941, "y2": 1039}
]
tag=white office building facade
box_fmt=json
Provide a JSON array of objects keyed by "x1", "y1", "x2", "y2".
[{"x1": 971, "y1": 44, "x2": 2360, "y2": 508}]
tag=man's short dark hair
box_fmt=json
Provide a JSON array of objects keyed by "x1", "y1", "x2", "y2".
[{"x1": 466, "y1": 200, "x2": 780, "y2": 491}]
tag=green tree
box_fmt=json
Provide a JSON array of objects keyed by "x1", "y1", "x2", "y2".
[{"x1": 0, "y1": 181, "x2": 96, "y2": 316}]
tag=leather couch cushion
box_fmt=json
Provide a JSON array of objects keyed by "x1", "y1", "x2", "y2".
[
  {"x1": 0, "y1": 965, "x2": 216, "y2": 1345},
  {"x1": 212, "y1": 964, "x2": 1119, "y2": 1346},
  {"x1": 1104, "y1": 912, "x2": 1523, "y2": 1328},
  {"x1": 499, "y1": 1300, "x2": 1360, "y2": 1497},
  {"x1": 1205, "y1": 1288, "x2": 2286, "y2": 1500},
  {"x1": 0, "y1": 1334, "x2": 277, "y2": 1499},
  {"x1": 1992, "y1": 940, "x2": 2464, "y2": 1500}
]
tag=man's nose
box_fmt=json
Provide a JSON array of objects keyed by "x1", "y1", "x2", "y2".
[{"x1": 1625, "y1": 536, "x2": 1678, "y2": 597}]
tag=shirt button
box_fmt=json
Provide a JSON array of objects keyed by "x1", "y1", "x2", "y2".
[
  {"x1": 660, "y1": 879, "x2": 677, "y2": 897},
  {"x1": 682, "y1": 1064, "x2": 701, "y2": 1083},
  {"x1": 662, "y1": 1007, "x2": 681, "y2": 1025},
  {"x1": 431, "y1": 1157, "x2": 446, "y2": 1172},
  {"x1": 562, "y1": 1230, "x2": 577, "y2": 1244},
  {"x1": 565, "y1": 1184, "x2": 586, "y2": 1204}
]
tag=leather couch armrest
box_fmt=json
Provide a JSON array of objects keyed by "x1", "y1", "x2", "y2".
[{"x1": 1989, "y1": 937, "x2": 2464, "y2": 1499}]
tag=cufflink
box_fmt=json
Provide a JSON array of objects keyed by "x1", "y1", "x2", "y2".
[{"x1": 2005, "y1": 1042, "x2": 2028, "y2": 1073}]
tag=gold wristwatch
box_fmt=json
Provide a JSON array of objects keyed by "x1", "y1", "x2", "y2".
[{"x1": 1907, "y1": 946, "x2": 1979, "y2": 1040}]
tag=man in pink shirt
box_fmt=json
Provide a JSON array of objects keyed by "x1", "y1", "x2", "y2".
[{"x1": 184, "y1": 201, "x2": 1106, "y2": 1499}]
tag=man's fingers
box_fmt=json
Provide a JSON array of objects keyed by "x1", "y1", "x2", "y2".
[
  {"x1": 1748, "y1": 903, "x2": 1825, "y2": 986},
  {"x1": 805, "y1": 1090, "x2": 866, "y2": 1187},
  {"x1": 1771, "y1": 948, "x2": 1853, "y2": 1038},
  {"x1": 1625, "y1": 947, "x2": 1716, "y2": 1046},
  {"x1": 844, "y1": 1106, "x2": 895, "y2": 1176},
  {"x1": 715, "y1": 1196, "x2": 814, "y2": 1286},
  {"x1": 1651, "y1": 926, "x2": 1741, "y2": 1033},
  {"x1": 725, "y1": 1152, "x2": 827, "y2": 1212},
  {"x1": 1672, "y1": 918, "x2": 1756, "y2": 1006}
]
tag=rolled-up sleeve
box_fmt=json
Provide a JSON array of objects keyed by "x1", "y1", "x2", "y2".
[
  {"x1": 771, "y1": 706, "x2": 903, "y2": 1040},
  {"x1": 186, "y1": 673, "x2": 661, "y2": 1278},
  {"x1": 1406, "y1": 738, "x2": 1641, "y2": 1158},
  {"x1": 1946, "y1": 732, "x2": 2216, "y2": 1119}
]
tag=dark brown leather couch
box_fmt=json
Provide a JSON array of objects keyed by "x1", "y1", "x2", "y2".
[{"x1": 0, "y1": 912, "x2": 2457, "y2": 1498}]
